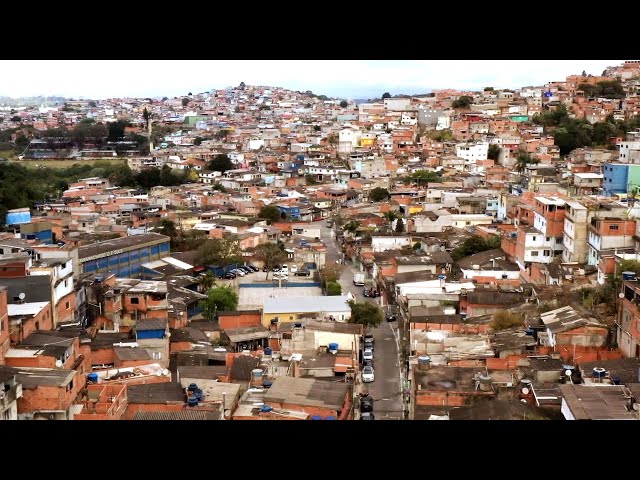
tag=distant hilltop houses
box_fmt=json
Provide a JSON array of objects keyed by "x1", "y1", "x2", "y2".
[{"x1": 4, "y1": 62, "x2": 640, "y2": 421}]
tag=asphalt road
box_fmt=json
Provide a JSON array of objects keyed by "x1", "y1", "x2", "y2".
[{"x1": 316, "y1": 220, "x2": 405, "y2": 420}]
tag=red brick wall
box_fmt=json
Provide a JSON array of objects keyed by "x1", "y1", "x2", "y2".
[
  {"x1": 219, "y1": 312, "x2": 262, "y2": 330},
  {"x1": 169, "y1": 341, "x2": 193, "y2": 354},
  {"x1": 91, "y1": 347, "x2": 115, "y2": 366},
  {"x1": 56, "y1": 291, "x2": 77, "y2": 325},
  {"x1": 10, "y1": 303, "x2": 53, "y2": 344},
  {"x1": 0, "y1": 289, "x2": 9, "y2": 364}
]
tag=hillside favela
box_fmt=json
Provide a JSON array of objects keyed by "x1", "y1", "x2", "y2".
[{"x1": 4, "y1": 60, "x2": 640, "y2": 422}]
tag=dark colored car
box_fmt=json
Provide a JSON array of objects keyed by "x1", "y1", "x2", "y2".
[
  {"x1": 359, "y1": 394, "x2": 373, "y2": 413},
  {"x1": 386, "y1": 314, "x2": 397, "y2": 322},
  {"x1": 360, "y1": 412, "x2": 375, "y2": 420},
  {"x1": 247, "y1": 265, "x2": 260, "y2": 272},
  {"x1": 294, "y1": 268, "x2": 310, "y2": 276},
  {"x1": 363, "y1": 359, "x2": 373, "y2": 368},
  {"x1": 220, "y1": 272, "x2": 236, "y2": 279},
  {"x1": 238, "y1": 266, "x2": 252, "y2": 274},
  {"x1": 363, "y1": 339, "x2": 374, "y2": 352}
]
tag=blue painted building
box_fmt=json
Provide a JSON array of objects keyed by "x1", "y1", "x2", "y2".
[
  {"x1": 79, "y1": 232, "x2": 171, "y2": 279},
  {"x1": 277, "y1": 204, "x2": 301, "y2": 220},
  {"x1": 603, "y1": 163, "x2": 629, "y2": 196},
  {"x1": 134, "y1": 319, "x2": 168, "y2": 340}
]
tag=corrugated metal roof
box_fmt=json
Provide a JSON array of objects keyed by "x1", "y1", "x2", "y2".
[
  {"x1": 263, "y1": 295, "x2": 351, "y2": 314},
  {"x1": 5, "y1": 348, "x2": 42, "y2": 358},
  {"x1": 7, "y1": 302, "x2": 49, "y2": 317}
]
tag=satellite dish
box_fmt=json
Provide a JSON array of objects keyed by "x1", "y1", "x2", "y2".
[
  {"x1": 619, "y1": 293, "x2": 625, "y2": 298},
  {"x1": 55, "y1": 359, "x2": 63, "y2": 368},
  {"x1": 18, "y1": 292, "x2": 25, "y2": 300},
  {"x1": 565, "y1": 370, "x2": 573, "y2": 377},
  {"x1": 522, "y1": 387, "x2": 530, "y2": 395},
  {"x1": 633, "y1": 403, "x2": 640, "y2": 412}
]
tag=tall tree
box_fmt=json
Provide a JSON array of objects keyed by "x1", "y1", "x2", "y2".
[
  {"x1": 395, "y1": 217, "x2": 405, "y2": 233},
  {"x1": 369, "y1": 187, "x2": 390, "y2": 202},
  {"x1": 142, "y1": 107, "x2": 151, "y2": 129},
  {"x1": 259, "y1": 205, "x2": 281, "y2": 224},
  {"x1": 196, "y1": 235, "x2": 243, "y2": 267},
  {"x1": 207, "y1": 154, "x2": 234, "y2": 173},
  {"x1": 199, "y1": 285, "x2": 239, "y2": 321},
  {"x1": 107, "y1": 120, "x2": 128, "y2": 141},
  {"x1": 197, "y1": 271, "x2": 217, "y2": 293},
  {"x1": 487, "y1": 144, "x2": 501, "y2": 160},
  {"x1": 382, "y1": 92, "x2": 391, "y2": 99},
  {"x1": 157, "y1": 219, "x2": 177, "y2": 239},
  {"x1": 348, "y1": 300, "x2": 383, "y2": 328},
  {"x1": 249, "y1": 243, "x2": 288, "y2": 279}
]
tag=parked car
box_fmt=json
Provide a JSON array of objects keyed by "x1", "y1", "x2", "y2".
[
  {"x1": 364, "y1": 333, "x2": 374, "y2": 344},
  {"x1": 220, "y1": 272, "x2": 236, "y2": 279},
  {"x1": 386, "y1": 314, "x2": 397, "y2": 322},
  {"x1": 360, "y1": 412, "x2": 375, "y2": 420},
  {"x1": 247, "y1": 265, "x2": 260, "y2": 272},
  {"x1": 294, "y1": 268, "x2": 310, "y2": 276},
  {"x1": 363, "y1": 348, "x2": 373, "y2": 362},
  {"x1": 230, "y1": 269, "x2": 245, "y2": 276},
  {"x1": 238, "y1": 266, "x2": 252, "y2": 274},
  {"x1": 363, "y1": 359, "x2": 373, "y2": 368},
  {"x1": 290, "y1": 265, "x2": 298, "y2": 274},
  {"x1": 362, "y1": 366, "x2": 375, "y2": 383},
  {"x1": 359, "y1": 394, "x2": 373, "y2": 413},
  {"x1": 363, "y1": 339, "x2": 374, "y2": 352}
]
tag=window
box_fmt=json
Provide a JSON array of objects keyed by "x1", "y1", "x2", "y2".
[
  {"x1": 531, "y1": 251, "x2": 539, "y2": 257},
  {"x1": 610, "y1": 225, "x2": 619, "y2": 230},
  {"x1": 543, "y1": 250, "x2": 551, "y2": 256},
  {"x1": 65, "y1": 301, "x2": 70, "y2": 309},
  {"x1": 152, "y1": 352, "x2": 162, "y2": 360},
  {"x1": 532, "y1": 236, "x2": 537, "y2": 241},
  {"x1": 130, "y1": 297, "x2": 139, "y2": 304}
]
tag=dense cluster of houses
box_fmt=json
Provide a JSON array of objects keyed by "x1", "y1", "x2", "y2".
[{"x1": 4, "y1": 61, "x2": 640, "y2": 420}]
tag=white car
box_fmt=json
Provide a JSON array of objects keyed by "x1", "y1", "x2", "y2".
[
  {"x1": 231, "y1": 269, "x2": 245, "y2": 276},
  {"x1": 363, "y1": 348, "x2": 373, "y2": 362},
  {"x1": 362, "y1": 366, "x2": 375, "y2": 383},
  {"x1": 281, "y1": 265, "x2": 289, "y2": 274},
  {"x1": 290, "y1": 264, "x2": 298, "y2": 274},
  {"x1": 273, "y1": 272, "x2": 288, "y2": 280}
]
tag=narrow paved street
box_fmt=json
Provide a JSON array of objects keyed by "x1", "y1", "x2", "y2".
[{"x1": 316, "y1": 220, "x2": 404, "y2": 420}]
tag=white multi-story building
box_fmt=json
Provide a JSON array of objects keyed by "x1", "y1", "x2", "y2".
[{"x1": 455, "y1": 142, "x2": 489, "y2": 162}]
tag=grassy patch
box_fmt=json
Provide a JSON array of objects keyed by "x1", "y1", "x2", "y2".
[{"x1": 13, "y1": 158, "x2": 128, "y2": 169}]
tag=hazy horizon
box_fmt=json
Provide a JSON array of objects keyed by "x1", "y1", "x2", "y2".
[{"x1": 0, "y1": 60, "x2": 625, "y2": 101}]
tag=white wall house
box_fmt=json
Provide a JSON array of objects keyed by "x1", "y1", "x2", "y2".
[
  {"x1": 371, "y1": 235, "x2": 412, "y2": 252},
  {"x1": 455, "y1": 142, "x2": 489, "y2": 162}
]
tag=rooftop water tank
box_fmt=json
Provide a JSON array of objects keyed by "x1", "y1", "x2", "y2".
[
  {"x1": 264, "y1": 347, "x2": 273, "y2": 356},
  {"x1": 87, "y1": 373, "x2": 99, "y2": 384},
  {"x1": 192, "y1": 389, "x2": 205, "y2": 401},
  {"x1": 592, "y1": 367, "x2": 606, "y2": 379},
  {"x1": 418, "y1": 355, "x2": 431, "y2": 365},
  {"x1": 622, "y1": 271, "x2": 637, "y2": 281},
  {"x1": 311, "y1": 415, "x2": 322, "y2": 420},
  {"x1": 262, "y1": 379, "x2": 273, "y2": 388},
  {"x1": 188, "y1": 383, "x2": 198, "y2": 392},
  {"x1": 328, "y1": 343, "x2": 339, "y2": 354},
  {"x1": 260, "y1": 405, "x2": 273, "y2": 413},
  {"x1": 325, "y1": 416, "x2": 337, "y2": 420},
  {"x1": 187, "y1": 397, "x2": 199, "y2": 407}
]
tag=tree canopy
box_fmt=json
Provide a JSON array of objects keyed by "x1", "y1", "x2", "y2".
[
  {"x1": 490, "y1": 311, "x2": 524, "y2": 331},
  {"x1": 199, "y1": 285, "x2": 238, "y2": 321},
  {"x1": 348, "y1": 300, "x2": 383, "y2": 328},
  {"x1": 368, "y1": 187, "x2": 390, "y2": 202},
  {"x1": 452, "y1": 96, "x2": 473, "y2": 109},
  {"x1": 259, "y1": 205, "x2": 281, "y2": 224},
  {"x1": 451, "y1": 235, "x2": 500, "y2": 261},
  {"x1": 195, "y1": 235, "x2": 242, "y2": 267},
  {"x1": 249, "y1": 242, "x2": 288, "y2": 279},
  {"x1": 207, "y1": 154, "x2": 234, "y2": 173}
]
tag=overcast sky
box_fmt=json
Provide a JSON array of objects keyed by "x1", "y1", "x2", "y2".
[{"x1": 0, "y1": 60, "x2": 625, "y2": 100}]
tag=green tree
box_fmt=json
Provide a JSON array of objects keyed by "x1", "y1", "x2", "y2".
[
  {"x1": 305, "y1": 174, "x2": 318, "y2": 185},
  {"x1": 207, "y1": 154, "x2": 234, "y2": 173},
  {"x1": 326, "y1": 281, "x2": 342, "y2": 296},
  {"x1": 249, "y1": 242, "x2": 288, "y2": 279},
  {"x1": 405, "y1": 169, "x2": 441, "y2": 185},
  {"x1": 196, "y1": 235, "x2": 243, "y2": 267},
  {"x1": 381, "y1": 92, "x2": 391, "y2": 99},
  {"x1": 199, "y1": 285, "x2": 239, "y2": 321},
  {"x1": 198, "y1": 271, "x2": 217, "y2": 293},
  {"x1": 107, "y1": 120, "x2": 128, "y2": 141},
  {"x1": 514, "y1": 150, "x2": 539, "y2": 174},
  {"x1": 490, "y1": 311, "x2": 523, "y2": 331},
  {"x1": 339, "y1": 100, "x2": 348, "y2": 108},
  {"x1": 157, "y1": 219, "x2": 177, "y2": 239},
  {"x1": 142, "y1": 107, "x2": 152, "y2": 129},
  {"x1": 487, "y1": 144, "x2": 501, "y2": 160},
  {"x1": 368, "y1": 187, "x2": 390, "y2": 202},
  {"x1": 259, "y1": 205, "x2": 281, "y2": 224},
  {"x1": 452, "y1": 96, "x2": 473, "y2": 109},
  {"x1": 343, "y1": 220, "x2": 359, "y2": 235},
  {"x1": 182, "y1": 97, "x2": 190, "y2": 107},
  {"x1": 348, "y1": 300, "x2": 383, "y2": 328},
  {"x1": 194, "y1": 136, "x2": 204, "y2": 146},
  {"x1": 395, "y1": 217, "x2": 405, "y2": 233},
  {"x1": 451, "y1": 235, "x2": 498, "y2": 261}
]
